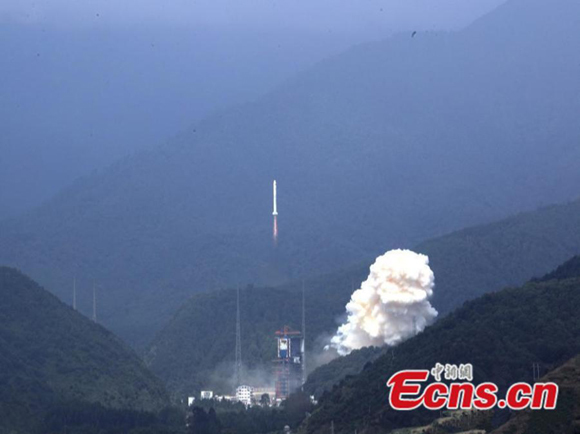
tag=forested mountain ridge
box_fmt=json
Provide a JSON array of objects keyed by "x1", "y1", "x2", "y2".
[
  {"x1": 535, "y1": 255, "x2": 580, "y2": 283},
  {"x1": 301, "y1": 257, "x2": 580, "y2": 434},
  {"x1": 0, "y1": 267, "x2": 170, "y2": 433},
  {"x1": 2, "y1": 0, "x2": 580, "y2": 347},
  {"x1": 147, "y1": 198, "x2": 580, "y2": 398},
  {"x1": 492, "y1": 353, "x2": 580, "y2": 434},
  {"x1": 418, "y1": 200, "x2": 580, "y2": 314}
]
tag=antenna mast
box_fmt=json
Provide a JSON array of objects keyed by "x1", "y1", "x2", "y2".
[
  {"x1": 73, "y1": 277, "x2": 77, "y2": 311},
  {"x1": 302, "y1": 280, "x2": 306, "y2": 386},
  {"x1": 92, "y1": 283, "x2": 97, "y2": 323},
  {"x1": 235, "y1": 286, "x2": 242, "y2": 387},
  {"x1": 532, "y1": 363, "x2": 541, "y2": 382}
]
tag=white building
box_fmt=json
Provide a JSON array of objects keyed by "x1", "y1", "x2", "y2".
[
  {"x1": 200, "y1": 390, "x2": 214, "y2": 400},
  {"x1": 236, "y1": 385, "x2": 254, "y2": 407},
  {"x1": 187, "y1": 397, "x2": 196, "y2": 406}
]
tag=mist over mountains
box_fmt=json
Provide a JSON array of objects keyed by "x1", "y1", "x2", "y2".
[
  {"x1": 0, "y1": 25, "x2": 364, "y2": 220},
  {"x1": 0, "y1": 0, "x2": 506, "y2": 221},
  {"x1": 1, "y1": 0, "x2": 579, "y2": 347}
]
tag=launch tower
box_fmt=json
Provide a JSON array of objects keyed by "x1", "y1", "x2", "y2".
[{"x1": 274, "y1": 326, "x2": 303, "y2": 400}]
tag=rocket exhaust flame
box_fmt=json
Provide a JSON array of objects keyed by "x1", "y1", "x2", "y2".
[{"x1": 329, "y1": 249, "x2": 438, "y2": 356}]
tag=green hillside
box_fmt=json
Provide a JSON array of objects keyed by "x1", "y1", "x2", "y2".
[
  {"x1": 534, "y1": 255, "x2": 580, "y2": 283},
  {"x1": 301, "y1": 260, "x2": 580, "y2": 434},
  {"x1": 418, "y1": 201, "x2": 580, "y2": 314},
  {"x1": 0, "y1": 267, "x2": 170, "y2": 433},
  {"x1": 380, "y1": 352, "x2": 580, "y2": 434},
  {"x1": 146, "y1": 198, "x2": 580, "y2": 398},
  {"x1": 2, "y1": 0, "x2": 580, "y2": 347},
  {"x1": 492, "y1": 354, "x2": 580, "y2": 434}
]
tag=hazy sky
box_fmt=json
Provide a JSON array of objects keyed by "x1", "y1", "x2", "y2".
[
  {"x1": 0, "y1": 0, "x2": 509, "y2": 220},
  {"x1": 2, "y1": 0, "x2": 507, "y2": 34}
]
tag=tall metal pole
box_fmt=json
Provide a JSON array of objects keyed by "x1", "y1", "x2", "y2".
[
  {"x1": 235, "y1": 286, "x2": 242, "y2": 387},
  {"x1": 73, "y1": 276, "x2": 77, "y2": 311},
  {"x1": 92, "y1": 283, "x2": 97, "y2": 323},
  {"x1": 302, "y1": 280, "x2": 306, "y2": 386}
]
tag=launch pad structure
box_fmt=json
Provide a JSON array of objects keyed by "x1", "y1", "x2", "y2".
[{"x1": 274, "y1": 326, "x2": 304, "y2": 400}]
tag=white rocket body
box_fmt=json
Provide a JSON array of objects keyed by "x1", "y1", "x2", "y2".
[{"x1": 273, "y1": 180, "x2": 278, "y2": 216}]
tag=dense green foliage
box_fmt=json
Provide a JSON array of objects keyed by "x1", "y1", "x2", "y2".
[
  {"x1": 188, "y1": 392, "x2": 314, "y2": 434},
  {"x1": 0, "y1": 267, "x2": 170, "y2": 433},
  {"x1": 492, "y1": 354, "x2": 580, "y2": 434},
  {"x1": 303, "y1": 347, "x2": 384, "y2": 399},
  {"x1": 188, "y1": 407, "x2": 222, "y2": 434},
  {"x1": 147, "y1": 199, "x2": 580, "y2": 398},
  {"x1": 38, "y1": 401, "x2": 185, "y2": 434},
  {"x1": 2, "y1": 0, "x2": 580, "y2": 347},
  {"x1": 303, "y1": 268, "x2": 580, "y2": 434},
  {"x1": 534, "y1": 255, "x2": 580, "y2": 282}
]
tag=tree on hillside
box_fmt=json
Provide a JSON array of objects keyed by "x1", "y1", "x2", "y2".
[{"x1": 188, "y1": 407, "x2": 222, "y2": 434}]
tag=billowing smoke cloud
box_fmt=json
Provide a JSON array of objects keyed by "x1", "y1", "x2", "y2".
[{"x1": 330, "y1": 249, "x2": 438, "y2": 356}]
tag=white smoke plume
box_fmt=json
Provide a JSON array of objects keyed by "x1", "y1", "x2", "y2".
[{"x1": 330, "y1": 249, "x2": 438, "y2": 356}]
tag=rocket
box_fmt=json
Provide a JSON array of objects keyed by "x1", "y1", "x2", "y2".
[
  {"x1": 273, "y1": 180, "x2": 278, "y2": 216},
  {"x1": 273, "y1": 180, "x2": 278, "y2": 245}
]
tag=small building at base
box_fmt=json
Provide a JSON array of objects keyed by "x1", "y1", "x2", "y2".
[
  {"x1": 236, "y1": 385, "x2": 254, "y2": 406},
  {"x1": 200, "y1": 390, "x2": 214, "y2": 400}
]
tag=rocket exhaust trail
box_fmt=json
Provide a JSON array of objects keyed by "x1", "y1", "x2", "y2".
[{"x1": 273, "y1": 180, "x2": 278, "y2": 245}]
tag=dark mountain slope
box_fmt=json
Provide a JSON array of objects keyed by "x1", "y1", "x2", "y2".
[
  {"x1": 420, "y1": 200, "x2": 580, "y2": 314},
  {"x1": 492, "y1": 354, "x2": 580, "y2": 434},
  {"x1": 146, "y1": 199, "x2": 580, "y2": 398},
  {"x1": 2, "y1": 0, "x2": 580, "y2": 347},
  {"x1": 302, "y1": 268, "x2": 580, "y2": 434},
  {"x1": 535, "y1": 255, "x2": 580, "y2": 283},
  {"x1": 0, "y1": 267, "x2": 169, "y2": 433}
]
